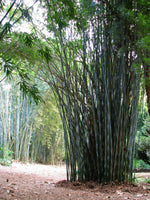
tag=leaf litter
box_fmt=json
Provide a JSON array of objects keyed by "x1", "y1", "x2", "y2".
[{"x1": 0, "y1": 161, "x2": 149, "y2": 200}]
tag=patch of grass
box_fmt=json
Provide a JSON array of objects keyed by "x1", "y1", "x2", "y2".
[
  {"x1": 146, "y1": 178, "x2": 150, "y2": 184},
  {"x1": 132, "y1": 176, "x2": 138, "y2": 184},
  {"x1": 0, "y1": 158, "x2": 12, "y2": 166}
]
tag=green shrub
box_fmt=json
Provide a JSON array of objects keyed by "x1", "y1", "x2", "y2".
[
  {"x1": 134, "y1": 159, "x2": 150, "y2": 169},
  {"x1": 135, "y1": 113, "x2": 150, "y2": 167},
  {"x1": 146, "y1": 178, "x2": 150, "y2": 184},
  {"x1": 0, "y1": 147, "x2": 13, "y2": 166}
]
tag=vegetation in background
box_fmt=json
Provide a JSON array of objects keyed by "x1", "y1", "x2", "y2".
[
  {"x1": 0, "y1": 146, "x2": 13, "y2": 166},
  {"x1": 0, "y1": 77, "x2": 64, "y2": 164},
  {"x1": 0, "y1": 1, "x2": 64, "y2": 165},
  {"x1": 135, "y1": 105, "x2": 150, "y2": 169},
  {"x1": 30, "y1": 92, "x2": 64, "y2": 164}
]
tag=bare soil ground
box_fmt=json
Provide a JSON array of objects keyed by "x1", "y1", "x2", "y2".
[{"x1": 0, "y1": 161, "x2": 150, "y2": 200}]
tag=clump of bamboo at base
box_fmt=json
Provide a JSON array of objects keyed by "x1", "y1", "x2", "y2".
[{"x1": 44, "y1": 0, "x2": 143, "y2": 183}]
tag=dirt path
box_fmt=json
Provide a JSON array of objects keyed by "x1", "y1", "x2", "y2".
[{"x1": 0, "y1": 162, "x2": 150, "y2": 200}]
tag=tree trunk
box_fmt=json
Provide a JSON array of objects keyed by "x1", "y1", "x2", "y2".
[{"x1": 144, "y1": 63, "x2": 150, "y2": 116}]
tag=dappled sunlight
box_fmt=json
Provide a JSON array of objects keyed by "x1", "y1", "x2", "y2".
[{"x1": 0, "y1": 161, "x2": 66, "y2": 182}]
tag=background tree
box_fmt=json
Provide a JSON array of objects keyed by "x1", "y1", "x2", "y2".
[
  {"x1": 0, "y1": 0, "x2": 42, "y2": 103},
  {"x1": 134, "y1": 0, "x2": 150, "y2": 115},
  {"x1": 0, "y1": 77, "x2": 36, "y2": 162}
]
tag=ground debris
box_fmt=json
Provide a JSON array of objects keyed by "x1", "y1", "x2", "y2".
[{"x1": 0, "y1": 162, "x2": 150, "y2": 200}]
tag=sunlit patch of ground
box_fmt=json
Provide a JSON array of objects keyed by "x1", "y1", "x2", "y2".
[{"x1": 0, "y1": 161, "x2": 150, "y2": 200}]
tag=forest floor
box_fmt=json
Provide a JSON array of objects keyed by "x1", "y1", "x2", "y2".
[{"x1": 0, "y1": 161, "x2": 150, "y2": 200}]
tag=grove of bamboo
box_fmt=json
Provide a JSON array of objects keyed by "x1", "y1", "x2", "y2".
[
  {"x1": 0, "y1": 0, "x2": 149, "y2": 184},
  {"x1": 43, "y1": 0, "x2": 141, "y2": 183}
]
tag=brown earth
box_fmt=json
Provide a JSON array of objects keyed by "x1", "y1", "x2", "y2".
[{"x1": 0, "y1": 161, "x2": 150, "y2": 200}]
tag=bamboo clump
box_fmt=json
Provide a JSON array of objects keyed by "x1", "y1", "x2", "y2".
[{"x1": 45, "y1": 0, "x2": 140, "y2": 183}]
